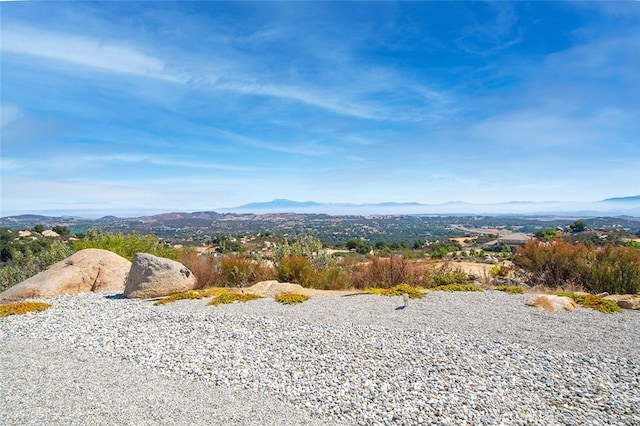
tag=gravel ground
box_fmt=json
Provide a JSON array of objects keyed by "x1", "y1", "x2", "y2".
[{"x1": 1, "y1": 291, "x2": 639, "y2": 425}]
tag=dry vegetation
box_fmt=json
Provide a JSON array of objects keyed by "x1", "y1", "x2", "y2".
[
  {"x1": 0, "y1": 301, "x2": 52, "y2": 317},
  {"x1": 514, "y1": 240, "x2": 640, "y2": 294},
  {"x1": 274, "y1": 293, "x2": 309, "y2": 305},
  {"x1": 362, "y1": 283, "x2": 425, "y2": 298},
  {"x1": 207, "y1": 292, "x2": 262, "y2": 306},
  {"x1": 557, "y1": 292, "x2": 623, "y2": 314}
]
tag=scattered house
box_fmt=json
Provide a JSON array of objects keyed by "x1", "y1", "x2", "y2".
[{"x1": 484, "y1": 232, "x2": 533, "y2": 250}]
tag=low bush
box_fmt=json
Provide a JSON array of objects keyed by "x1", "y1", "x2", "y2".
[
  {"x1": 422, "y1": 263, "x2": 470, "y2": 289},
  {"x1": 207, "y1": 292, "x2": 262, "y2": 306},
  {"x1": 0, "y1": 301, "x2": 52, "y2": 317},
  {"x1": 154, "y1": 288, "x2": 229, "y2": 305},
  {"x1": 318, "y1": 265, "x2": 350, "y2": 290},
  {"x1": 490, "y1": 264, "x2": 512, "y2": 278},
  {"x1": 275, "y1": 254, "x2": 351, "y2": 290},
  {"x1": 275, "y1": 255, "x2": 317, "y2": 287},
  {"x1": 217, "y1": 255, "x2": 273, "y2": 287},
  {"x1": 363, "y1": 283, "x2": 425, "y2": 299},
  {"x1": 274, "y1": 293, "x2": 309, "y2": 305},
  {"x1": 557, "y1": 292, "x2": 622, "y2": 314},
  {"x1": 495, "y1": 285, "x2": 525, "y2": 294},
  {"x1": 432, "y1": 284, "x2": 483, "y2": 292},
  {"x1": 154, "y1": 290, "x2": 203, "y2": 305}
]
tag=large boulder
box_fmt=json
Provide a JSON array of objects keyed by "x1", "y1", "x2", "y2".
[
  {"x1": 124, "y1": 253, "x2": 197, "y2": 299},
  {"x1": 525, "y1": 294, "x2": 578, "y2": 312},
  {"x1": 0, "y1": 249, "x2": 131, "y2": 303},
  {"x1": 604, "y1": 294, "x2": 640, "y2": 310}
]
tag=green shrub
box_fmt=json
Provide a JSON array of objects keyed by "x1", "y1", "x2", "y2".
[
  {"x1": 432, "y1": 284, "x2": 482, "y2": 292},
  {"x1": 207, "y1": 292, "x2": 262, "y2": 306},
  {"x1": 71, "y1": 230, "x2": 179, "y2": 261},
  {"x1": 0, "y1": 239, "x2": 73, "y2": 292},
  {"x1": 274, "y1": 293, "x2": 309, "y2": 305},
  {"x1": 363, "y1": 283, "x2": 425, "y2": 299},
  {"x1": 273, "y1": 236, "x2": 334, "y2": 270},
  {"x1": 275, "y1": 255, "x2": 318, "y2": 287},
  {"x1": 557, "y1": 292, "x2": 622, "y2": 314},
  {"x1": 0, "y1": 301, "x2": 51, "y2": 317},
  {"x1": 495, "y1": 285, "x2": 525, "y2": 294},
  {"x1": 422, "y1": 263, "x2": 469, "y2": 289},
  {"x1": 318, "y1": 266, "x2": 350, "y2": 290}
]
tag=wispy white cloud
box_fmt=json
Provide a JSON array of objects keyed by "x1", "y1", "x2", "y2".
[
  {"x1": 2, "y1": 20, "x2": 455, "y2": 124},
  {"x1": 455, "y1": 2, "x2": 523, "y2": 55},
  {"x1": 209, "y1": 127, "x2": 334, "y2": 157},
  {"x1": 216, "y1": 80, "x2": 382, "y2": 121},
  {"x1": 0, "y1": 153, "x2": 257, "y2": 175},
  {"x1": 80, "y1": 154, "x2": 256, "y2": 172},
  {"x1": 0, "y1": 104, "x2": 23, "y2": 128},
  {"x1": 1, "y1": 25, "x2": 179, "y2": 82}
]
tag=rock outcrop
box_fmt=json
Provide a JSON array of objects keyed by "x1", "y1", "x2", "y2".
[
  {"x1": 0, "y1": 249, "x2": 131, "y2": 303},
  {"x1": 604, "y1": 294, "x2": 640, "y2": 310},
  {"x1": 526, "y1": 294, "x2": 578, "y2": 312},
  {"x1": 124, "y1": 253, "x2": 197, "y2": 299}
]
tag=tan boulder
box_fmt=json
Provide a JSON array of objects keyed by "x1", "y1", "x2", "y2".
[
  {"x1": 604, "y1": 294, "x2": 640, "y2": 310},
  {"x1": 0, "y1": 249, "x2": 131, "y2": 303},
  {"x1": 124, "y1": 253, "x2": 197, "y2": 299},
  {"x1": 245, "y1": 280, "x2": 309, "y2": 297},
  {"x1": 526, "y1": 295, "x2": 578, "y2": 312}
]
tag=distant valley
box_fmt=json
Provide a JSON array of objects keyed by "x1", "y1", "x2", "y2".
[{"x1": 2, "y1": 205, "x2": 639, "y2": 246}]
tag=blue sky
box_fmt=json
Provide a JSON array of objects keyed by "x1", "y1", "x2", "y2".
[{"x1": 1, "y1": 1, "x2": 639, "y2": 216}]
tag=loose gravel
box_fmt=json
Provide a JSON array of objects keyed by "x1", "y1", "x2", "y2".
[{"x1": 1, "y1": 291, "x2": 639, "y2": 425}]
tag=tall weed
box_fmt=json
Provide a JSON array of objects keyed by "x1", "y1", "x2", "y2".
[{"x1": 349, "y1": 256, "x2": 418, "y2": 289}]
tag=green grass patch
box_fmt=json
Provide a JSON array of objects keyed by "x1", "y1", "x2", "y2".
[
  {"x1": 557, "y1": 292, "x2": 622, "y2": 314},
  {"x1": 274, "y1": 293, "x2": 310, "y2": 305},
  {"x1": 362, "y1": 283, "x2": 425, "y2": 299},
  {"x1": 432, "y1": 284, "x2": 483, "y2": 292},
  {"x1": 0, "y1": 301, "x2": 52, "y2": 317},
  {"x1": 207, "y1": 292, "x2": 262, "y2": 306},
  {"x1": 494, "y1": 285, "x2": 525, "y2": 294}
]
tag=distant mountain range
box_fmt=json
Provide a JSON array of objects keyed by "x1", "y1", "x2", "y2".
[
  {"x1": 219, "y1": 196, "x2": 640, "y2": 216},
  {"x1": 1, "y1": 196, "x2": 639, "y2": 224}
]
